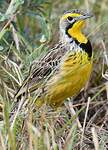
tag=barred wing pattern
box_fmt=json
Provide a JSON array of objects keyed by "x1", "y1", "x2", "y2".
[{"x1": 15, "y1": 42, "x2": 67, "y2": 98}]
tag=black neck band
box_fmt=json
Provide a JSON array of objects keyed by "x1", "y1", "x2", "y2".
[
  {"x1": 74, "y1": 39, "x2": 92, "y2": 58},
  {"x1": 66, "y1": 24, "x2": 92, "y2": 58}
]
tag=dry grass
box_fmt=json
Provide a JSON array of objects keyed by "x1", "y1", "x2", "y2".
[{"x1": 0, "y1": 0, "x2": 108, "y2": 149}]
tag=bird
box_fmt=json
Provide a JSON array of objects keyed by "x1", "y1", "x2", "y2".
[{"x1": 15, "y1": 9, "x2": 93, "y2": 109}]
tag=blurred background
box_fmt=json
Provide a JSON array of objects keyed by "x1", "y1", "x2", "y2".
[{"x1": 0, "y1": 0, "x2": 108, "y2": 149}]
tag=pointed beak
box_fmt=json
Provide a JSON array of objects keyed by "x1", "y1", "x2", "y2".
[{"x1": 76, "y1": 13, "x2": 94, "y2": 21}]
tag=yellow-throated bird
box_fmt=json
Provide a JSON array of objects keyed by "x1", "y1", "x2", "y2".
[{"x1": 15, "y1": 9, "x2": 93, "y2": 108}]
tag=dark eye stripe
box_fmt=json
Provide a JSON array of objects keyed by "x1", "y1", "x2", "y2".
[{"x1": 67, "y1": 16, "x2": 73, "y2": 21}]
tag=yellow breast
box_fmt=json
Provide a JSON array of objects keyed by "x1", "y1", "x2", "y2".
[{"x1": 45, "y1": 51, "x2": 92, "y2": 108}]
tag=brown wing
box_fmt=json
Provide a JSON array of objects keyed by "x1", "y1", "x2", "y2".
[{"x1": 15, "y1": 42, "x2": 67, "y2": 98}]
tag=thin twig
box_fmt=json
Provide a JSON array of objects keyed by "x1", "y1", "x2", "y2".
[
  {"x1": 91, "y1": 127, "x2": 99, "y2": 150},
  {"x1": 80, "y1": 97, "x2": 91, "y2": 149},
  {"x1": 68, "y1": 100, "x2": 83, "y2": 132}
]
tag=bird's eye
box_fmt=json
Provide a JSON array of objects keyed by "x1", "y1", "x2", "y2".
[{"x1": 67, "y1": 16, "x2": 73, "y2": 21}]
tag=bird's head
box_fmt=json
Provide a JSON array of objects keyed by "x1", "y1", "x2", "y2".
[{"x1": 59, "y1": 10, "x2": 93, "y2": 44}]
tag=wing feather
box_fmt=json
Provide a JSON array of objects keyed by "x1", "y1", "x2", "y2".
[{"x1": 15, "y1": 42, "x2": 66, "y2": 98}]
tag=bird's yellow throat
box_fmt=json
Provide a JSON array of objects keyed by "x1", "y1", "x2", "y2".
[{"x1": 68, "y1": 20, "x2": 88, "y2": 44}]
